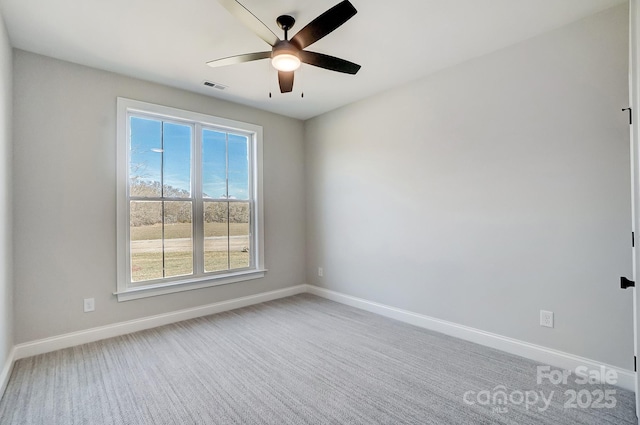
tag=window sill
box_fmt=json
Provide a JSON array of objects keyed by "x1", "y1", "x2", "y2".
[{"x1": 114, "y1": 269, "x2": 267, "y2": 302}]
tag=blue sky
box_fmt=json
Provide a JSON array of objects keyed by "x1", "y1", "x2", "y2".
[{"x1": 130, "y1": 116, "x2": 249, "y2": 199}]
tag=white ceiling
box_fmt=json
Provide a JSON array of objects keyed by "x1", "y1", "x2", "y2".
[{"x1": 0, "y1": 0, "x2": 627, "y2": 120}]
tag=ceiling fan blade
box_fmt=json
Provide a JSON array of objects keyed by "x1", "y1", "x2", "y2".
[
  {"x1": 207, "y1": 51, "x2": 272, "y2": 68},
  {"x1": 278, "y1": 71, "x2": 294, "y2": 93},
  {"x1": 299, "y1": 51, "x2": 361, "y2": 74},
  {"x1": 290, "y1": 0, "x2": 357, "y2": 50},
  {"x1": 217, "y1": 0, "x2": 280, "y2": 46}
]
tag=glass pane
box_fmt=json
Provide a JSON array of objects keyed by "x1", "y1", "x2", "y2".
[
  {"x1": 230, "y1": 202, "x2": 250, "y2": 270},
  {"x1": 130, "y1": 117, "x2": 162, "y2": 197},
  {"x1": 204, "y1": 201, "x2": 229, "y2": 272},
  {"x1": 228, "y1": 134, "x2": 249, "y2": 200},
  {"x1": 164, "y1": 201, "x2": 193, "y2": 278},
  {"x1": 202, "y1": 129, "x2": 227, "y2": 199},
  {"x1": 163, "y1": 122, "x2": 192, "y2": 198},
  {"x1": 130, "y1": 201, "x2": 163, "y2": 282}
]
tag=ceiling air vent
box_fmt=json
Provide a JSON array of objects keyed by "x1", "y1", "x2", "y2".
[{"x1": 203, "y1": 81, "x2": 227, "y2": 90}]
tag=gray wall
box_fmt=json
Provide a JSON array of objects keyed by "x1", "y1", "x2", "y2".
[
  {"x1": 13, "y1": 50, "x2": 305, "y2": 343},
  {"x1": 0, "y1": 12, "x2": 13, "y2": 368},
  {"x1": 305, "y1": 5, "x2": 633, "y2": 369}
]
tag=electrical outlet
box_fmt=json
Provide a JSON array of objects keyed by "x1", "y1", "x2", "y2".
[
  {"x1": 540, "y1": 310, "x2": 553, "y2": 328},
  {"x1": 318, "y1": 267, "x2": 323, "y2": 277},
  {"x1": 84, "y1": 298, "x2": 95, "y2": 313}
]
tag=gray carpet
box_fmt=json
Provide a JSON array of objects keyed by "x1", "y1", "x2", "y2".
[{"x1": 0, "y1": 294, "x2": 635, "y2": 424}]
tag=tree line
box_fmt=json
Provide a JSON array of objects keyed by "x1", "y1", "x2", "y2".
[{"x1": 130, "y1": 181, "x2": 249, "y2": 227}]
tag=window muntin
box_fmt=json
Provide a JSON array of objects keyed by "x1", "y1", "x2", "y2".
[{"x1": 117, "y1": 98, "x2": 264, "y2": 301}]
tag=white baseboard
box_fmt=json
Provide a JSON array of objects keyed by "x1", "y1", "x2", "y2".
[
  {"x1": 306, "y1": 284, "x2": 636, "y2": 392},
  {"x1": 5, "y1": 283, "x2": 636, "y2": 397},
  {"x1": 14, "y1": 284, "x2": 307, "y2": 361},
  {"x1": 0, "y1": 346, "x2": 15, "y2": 396}
]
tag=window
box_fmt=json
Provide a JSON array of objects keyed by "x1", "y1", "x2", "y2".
[{"x1": 116, "y1": 98, "x2": 265, "y2": 301}]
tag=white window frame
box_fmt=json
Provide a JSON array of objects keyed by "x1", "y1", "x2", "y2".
[{"x1": 116, "y1": 98, "x2": 265, "y2": 302}]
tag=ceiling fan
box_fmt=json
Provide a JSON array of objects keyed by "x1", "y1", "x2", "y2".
[{"x1": 207, "y1": 0, "x2": 361, "y2": 94}]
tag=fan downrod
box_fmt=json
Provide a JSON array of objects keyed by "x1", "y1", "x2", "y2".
[{"x1": 276, "y1": 15, "x2": 296, "y2": 39}]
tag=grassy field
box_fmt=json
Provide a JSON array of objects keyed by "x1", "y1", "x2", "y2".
[
  {"x1": 130, "y1": 223, "x2": 250, "y2": 282},
  {"x1": 131, "y1": 251, "x2": 250, "y2": 282},
  {"x1": 131, "y1": 223, "x2": 248, "y2": 240}
]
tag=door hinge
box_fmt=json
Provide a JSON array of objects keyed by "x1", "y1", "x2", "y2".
[
  {"x1": 623, "y1": 107, "x2": 632, "y2": 125},
  {"x1": 621, "y1": 276, "x2": 635, "y2": 289},
  {"x1": 633, "y1": 231, "x2": 635, "y2": 248},
  {"x1": 635, "y1": 356, "x2": 637, "y2": 372}
]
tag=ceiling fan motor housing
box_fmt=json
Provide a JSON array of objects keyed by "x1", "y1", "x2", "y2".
[{"x1": 272, "y1": 40, "x2": 299, "y2": 59}]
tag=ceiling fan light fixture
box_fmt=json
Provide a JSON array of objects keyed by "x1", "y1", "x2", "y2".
[{"x1": 271, "y1": 52, "x2": 301, "y2": 72}]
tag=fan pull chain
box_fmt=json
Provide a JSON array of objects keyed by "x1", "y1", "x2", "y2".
[
  {"x1": 298, "y1": 64, "x2": 304, "y2": 99},
  {"x1": 268, "y1": 59, "x2": 276, "y2": 99},
  {"x1": 300, "y1": 72, "x2": 305, "y2": 98}
]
